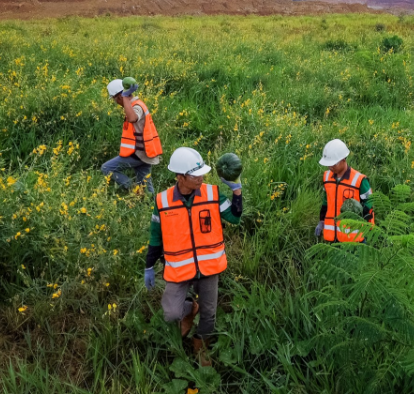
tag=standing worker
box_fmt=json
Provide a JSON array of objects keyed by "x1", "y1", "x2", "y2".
[
  {"x1": 315, "y1": 139, "x2": 374, "y2": 242},
  {"x1": 102, "y1": 78, "x2": 162, "y2": 193},
  {"x1": 144, "y1": 147, "x2": 243, "y2": 366}
]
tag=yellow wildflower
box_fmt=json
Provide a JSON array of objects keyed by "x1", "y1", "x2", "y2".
[{"x1": 7, "y1": 176, "x2": 17, "y2": 186}]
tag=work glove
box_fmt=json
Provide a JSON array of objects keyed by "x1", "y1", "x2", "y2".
[
  {"x1": 315, "y1": 221, "x2": 324, "y2": 237},
  {"x1": 122, "y1": 84, "x2": 139, "y2": 97},
  {"x1": 220, "y1": 176, "x2": 242, "y2": 191},
  {"x1": 144, "y1": 267, "x2": 155, "y2": 290}
]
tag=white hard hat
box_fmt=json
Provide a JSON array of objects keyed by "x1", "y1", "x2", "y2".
[
  {"x1": 319, "y1": 139, "x2": 350, "y2": 166},
  {"x1": 107, "y1": 79, "x2": 123, "y2": 98},
  {"x1": 168, "y1": 147, "x2": 211, "y2": 176}
]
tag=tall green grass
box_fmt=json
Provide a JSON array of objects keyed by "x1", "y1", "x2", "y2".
[{"x1": 1, "y1": 13, "x2": 414, "y2": 393}]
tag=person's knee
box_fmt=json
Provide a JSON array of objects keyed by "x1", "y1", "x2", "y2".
[
  {"x1": 101, "y1": 163, "x2": 108, "y2": 175},
  {"x1": 163, "y1": 307, "x2": 182, "y2": 322},
  {"x1": 163, "y1": 309, "x2": 181, "y2": 322}
]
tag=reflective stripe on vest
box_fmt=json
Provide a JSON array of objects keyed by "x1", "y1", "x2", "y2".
[
  {"x1": 324, "y1": 224, "x2": 359, "y2": 235},
  {"x1": 119, "y1": 99, "x2": 163, "y2": 158},
  {"x1": 165, "y1": 250, "x2": 226, "y2": 269},
  {"x1": 206, "y1": 184, "x2": 214, "y2": 201},
  {"x1": 120, "y1": 143, "x2": 136, "y2": 150},
  {"x1": 157, "y1": 184, "x2": 227, "y2": 283},
  {"x1": 160, "y1": 190, "x2": 169, "y2": 208},
  {"x1": 323, "y1": 167, "x2": 374, "y2": 243}
]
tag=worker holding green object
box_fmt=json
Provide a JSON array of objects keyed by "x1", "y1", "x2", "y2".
[
  {"x1": 316, "y1": 139, "x2": 374, "y2": 242},
  {"x1": 101, "y1": 77, "x2": 163, "y2": 193},
  {"x1": 145, "y1": 148, "x2": 243, "y2": 366}
]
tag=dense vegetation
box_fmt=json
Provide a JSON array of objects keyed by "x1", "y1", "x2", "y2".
[{"x1": 1, "y1": 13, "x2": 414, "y2": 393}]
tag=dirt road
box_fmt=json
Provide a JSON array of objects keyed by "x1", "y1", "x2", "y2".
[{"x1": 0, "y1": 0, "x2": 383, "y2": 20}]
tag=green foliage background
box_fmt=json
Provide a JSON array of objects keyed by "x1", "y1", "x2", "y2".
[{"x1": 1, "y1": 13, "x2": 414, "y2": 393}]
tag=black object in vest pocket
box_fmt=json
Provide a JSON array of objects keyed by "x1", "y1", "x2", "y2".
[
  {"x1": 199, "y1": 210, "x2": 212, "y2": 233},
  {"x1": 343, "y1": 188, "x2": 355, "y2": 200}
]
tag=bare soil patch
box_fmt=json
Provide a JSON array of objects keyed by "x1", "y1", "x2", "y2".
[{"x1": 0, "y1": 0, "x2": 383, "y2": 20}]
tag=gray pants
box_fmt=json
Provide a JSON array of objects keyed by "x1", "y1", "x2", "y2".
[
  {"x1": 161, "y1": 275, "x2": 219, "y2": 339},
  {"x1": 101, "y1": 155, "x2": 154, "y2": 192}
]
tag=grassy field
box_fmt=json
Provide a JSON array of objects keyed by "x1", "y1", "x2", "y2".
[{"x1": 1, "y1": 13, "x2": 414, "y2": 393}]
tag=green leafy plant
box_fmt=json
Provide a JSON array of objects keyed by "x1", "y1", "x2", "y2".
[
  {"x1": 306, "y1": 185, "x2": 414, "y2": 392},
  {"x1": 382, "y1": 35, "x2": 404, "y2": 53}
]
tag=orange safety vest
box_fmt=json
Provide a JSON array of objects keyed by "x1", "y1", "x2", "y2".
[
  {"x1": 157, "y1": 183, "x2": 227, "y2": 283},
  {"x1": 119, "y1": 99, "x2": 163, "y2": 158},
  {"x1": 323, "y1": 167, "x2": 374, "y2": 243}
]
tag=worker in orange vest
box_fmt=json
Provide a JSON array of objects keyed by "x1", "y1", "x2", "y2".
[
  {"x1": 315, "y1": 139, "x2": 374, "y2": 242},
  {"x1": 145, "y1": 147, "x2": 243, "y2": 366},
  {"x1": 101, "y1": 79, "x2": 162, "y2": 193}
]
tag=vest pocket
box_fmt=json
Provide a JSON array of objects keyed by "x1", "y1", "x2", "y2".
[
  {"x1": 342, "y1": 188, "x2": 355, "y2": 200},
  {"x1": 199, "y1": 210, "x2": 212, "y2": 233}
]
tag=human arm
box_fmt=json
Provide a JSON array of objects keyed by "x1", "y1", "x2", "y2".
[
  {"x1": 145, "y1": 204, "x2": 163, "y2": 268},
  {"x1": 319, "y1": 191, "x2": 327, "y2": 221},
  {"x1": 359, "y1": 178, "x2": 374, "y2": 221},
  {"x1": 219, "y1": 190, "x2": 242, "y2": 225},
  {"x1": 123, "y1": 97, "x2": 139, "y2": 123},
  {"x1": 315, "y1": 191, "x2": 327, "y2": 237},
  {"x1": 144, "y1": 205, "x2": 163, "y2": 290}
]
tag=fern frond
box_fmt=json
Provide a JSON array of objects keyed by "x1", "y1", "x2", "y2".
[
  {"x1": 369, "y1": 192, "x2": 392, "y2": 221},
  {"x1": 348, "y1": 269, "x2": 387, "y2": 305},
  {"x1": 402, "y1": 349, "x2": 414, "y2": 377},
  {"x1": 345, "y1": 316, "x2": 388, "y2": 345},
  {"x1": 390, "y1": 184, "x2": 411, "y2": 205},
  {"x1": 382, "y1": 210, "x2": 411, "y2": 236},
  {"x1": 356, "y1": 244, "x2": 379, "y2": 267},
  {"x1": 396, "y1": 202, "x2": 414, "y2": 216}
]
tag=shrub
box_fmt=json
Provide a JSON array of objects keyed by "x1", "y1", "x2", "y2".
[
  {"x1": 322, "y1": 39, "x2": 352, "y2": 52},
  {"x1": 375, "y1": 23, "x2": 386, "y2": 32},
  {"x1": 382, "y1": 35, "x2": 404, "y2": 53}
]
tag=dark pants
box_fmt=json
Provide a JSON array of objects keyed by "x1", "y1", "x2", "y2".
[
  {"x1": 101, "y1": 155, "x2": 154, "y2": 192},
  {"x1": 161, "y1": 275, "x2": 219, "y2": 339}
]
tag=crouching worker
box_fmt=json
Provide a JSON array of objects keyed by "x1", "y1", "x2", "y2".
[
  {"x1": 102, "y1": 78, "x2": 162, "y2": 193},
  {"x1": 315, "y1": 139, "x2": 374, "y2": 242},
  {"x1": 144, "y1": 147, "x2": 243, "y2": 366}
]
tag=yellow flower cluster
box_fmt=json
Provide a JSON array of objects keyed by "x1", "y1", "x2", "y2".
[
  {"x1": 270, "y1": 183, "x2": 287, "y2": 201},
  {"x1": 33, "y1": 144, "x2": 47, "y2": 155}
]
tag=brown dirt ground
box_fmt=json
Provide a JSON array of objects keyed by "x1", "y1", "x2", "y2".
[{"x1": 0, "y1": 0, "x2": 384, "y2": 21}]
